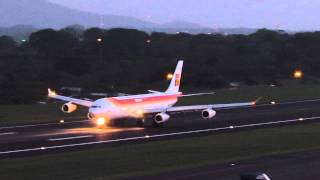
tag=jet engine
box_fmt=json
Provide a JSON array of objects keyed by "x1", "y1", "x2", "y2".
[
  {"x1": 154, "y1": 112, "x2": 170, "y2": 124},
  {"x1": 61, "y1": 102, "x2": 77, "y2": 113},
  {"x1": 201, "y1": 108, "x2": 216, "y2": 119}
]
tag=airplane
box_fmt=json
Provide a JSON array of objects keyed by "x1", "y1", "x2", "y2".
[{"x1": 48, "y1": 60, "x2": 257, "y2": 127}]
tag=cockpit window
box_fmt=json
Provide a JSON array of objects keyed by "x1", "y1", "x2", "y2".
[{"x1": 91, "y1": 105, "x2": 102, "y2": 108}]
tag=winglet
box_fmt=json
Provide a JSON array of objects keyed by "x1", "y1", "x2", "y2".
[
  {"x1": 48, "y1": 88, "x2": 56, "y2": 97},
  {"x1": 252, "y1": 96, "x2": 263, "y2": 106}
]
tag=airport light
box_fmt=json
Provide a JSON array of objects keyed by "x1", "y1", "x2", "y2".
[
  {"x1": 293, "y1": 70, "x2": 303, "y2": 79},
  {"x1": 97, "y1": 38, "x2": 102, "y2": 42},
  {"x1": 166, "y1": 73, "x2": 173, "y2": 80}
]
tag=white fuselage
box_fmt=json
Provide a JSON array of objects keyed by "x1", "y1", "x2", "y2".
[{"x1": 88, "y1": 92, "x2": 180, "y2": 123}]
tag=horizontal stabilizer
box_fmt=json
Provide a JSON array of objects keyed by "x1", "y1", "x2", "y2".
[
  {"x1": 180, "y1": 92, "x2": 215, "y2": 97},
  {"x1": 148, "y1": 90, "x2": 162, "y2": 94}
]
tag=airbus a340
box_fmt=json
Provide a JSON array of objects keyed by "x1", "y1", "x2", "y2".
[{"x1": 48, "y1": 60, "x2": 256, "y2": 127}]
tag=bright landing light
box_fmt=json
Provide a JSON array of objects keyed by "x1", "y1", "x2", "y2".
[{"x1": 96, "y1": 117, "x2": 106, "y2": 126}]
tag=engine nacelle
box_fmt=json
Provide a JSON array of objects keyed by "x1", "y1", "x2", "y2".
[
  {"x1": 61, "y1": 102, "x2": 77, "y2": 113},
  {"x1": 154, "y1": 112, "x2": 170, "y2": 124},
  {"x1": 201, "y1": 108, "x2": 216, "y2": 119}
]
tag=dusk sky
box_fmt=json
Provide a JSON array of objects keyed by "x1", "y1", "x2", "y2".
[{"x1": 48, "y1": 0, "x2": 320, "y2": 31}]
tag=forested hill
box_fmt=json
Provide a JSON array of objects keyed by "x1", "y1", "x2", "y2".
[{"x1": 0, "y1": 27, "x2": 320, "y2": 103}]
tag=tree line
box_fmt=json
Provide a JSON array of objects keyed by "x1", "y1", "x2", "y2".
[{"x1": 0, "y1": 25, "x2": 320, "y2": 104}]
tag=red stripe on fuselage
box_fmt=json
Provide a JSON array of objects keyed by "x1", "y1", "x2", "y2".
[{"x1": 107, "y1": 94, "x2": 178, "y2": 107}]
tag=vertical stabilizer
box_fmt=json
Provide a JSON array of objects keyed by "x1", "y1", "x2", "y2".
[{"x1": 166, "y1": 60, "x2": 183, "y2": 93}]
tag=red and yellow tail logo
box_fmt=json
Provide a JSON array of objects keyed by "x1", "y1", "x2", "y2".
[{"x1": 175, "y1": 74, "x2": 181, "y2": 87}]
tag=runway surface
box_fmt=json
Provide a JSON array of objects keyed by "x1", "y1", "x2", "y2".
[{"x1": 1, "y1": 99, "x2": 320, "y2": 158}]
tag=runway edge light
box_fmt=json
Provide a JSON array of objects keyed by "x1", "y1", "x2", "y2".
[{"x1": 293, "y1": 70, "x2": 303, "y2": 79}]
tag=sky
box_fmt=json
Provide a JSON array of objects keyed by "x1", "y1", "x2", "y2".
[{"x1": 49, "y1": 0, "x2": 320, "y2": 31}]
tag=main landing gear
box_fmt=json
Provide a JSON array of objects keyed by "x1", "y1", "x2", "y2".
[
  {"x1": 152, "y1": 121, "x2": 161, "y2": 128},
  {"x1": 136, "y1": 119, "x2": 163, "y2": 127},
  {"x1": 136, "y1": 119, "x2": 145, "y2": 127}
]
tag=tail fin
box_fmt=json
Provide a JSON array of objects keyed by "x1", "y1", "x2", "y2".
[{"x1": 166, "y1": 60, "x2": 183, "y2": 93}]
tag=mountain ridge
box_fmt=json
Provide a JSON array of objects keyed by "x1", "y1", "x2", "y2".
[
  {"x1": 0, "y1": 0, "x2": 260, "y2": 35},
  {"x1": 0, "y1": 0, "x2": 158, "y2": 29}
]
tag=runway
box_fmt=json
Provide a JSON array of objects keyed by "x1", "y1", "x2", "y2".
[{"x1": 1, "y1": 99, "x2": 320, "y2": 158}]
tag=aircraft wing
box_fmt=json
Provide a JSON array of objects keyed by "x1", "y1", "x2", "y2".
[
  {"x1": 48, "y1": 89, "x2": 93, "y2": 107},
  {"x1": 144, "y1": 101, "x2": 256, "y2": 114}
]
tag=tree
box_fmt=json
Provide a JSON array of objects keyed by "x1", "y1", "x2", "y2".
[
  {"x1": 29, "y1": 29, "x2": 79, "y2": 57},
  {"x1": 0, "y1": 35, "x2": 16, "y2": 50}
]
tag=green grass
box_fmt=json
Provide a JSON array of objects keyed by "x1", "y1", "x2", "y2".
[
  {"x1": 2, "y1": 122, "x2": 320, "y2": 180},
  {"x1": 2, "y1": 83, "x2": 320, "y2": 126},
  {"x1": 0, "y1": 103, "x2": 87, "y2": 126}
]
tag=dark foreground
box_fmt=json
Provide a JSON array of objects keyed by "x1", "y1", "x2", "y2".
[{"x1": 136, "y1": 149, "x2": 320, "y2": 180}]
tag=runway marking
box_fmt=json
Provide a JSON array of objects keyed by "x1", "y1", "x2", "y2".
[
  {"x1": 0, "y1": 132, "x2": 17, "y2": 136},
  {"x1": 48, "y1": 135, "x2": 94, "y2": 141},
  {"x1": 1, "y1": 116, "x2": 320, "y2": 155},
  {"x1": 0, "y1": 119, "x2": 89, "y2": 130}
]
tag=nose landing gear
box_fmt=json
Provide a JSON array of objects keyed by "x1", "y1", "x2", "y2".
[{"x1": 136, "y1": 119, "x2": 145, "y2": 127}]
